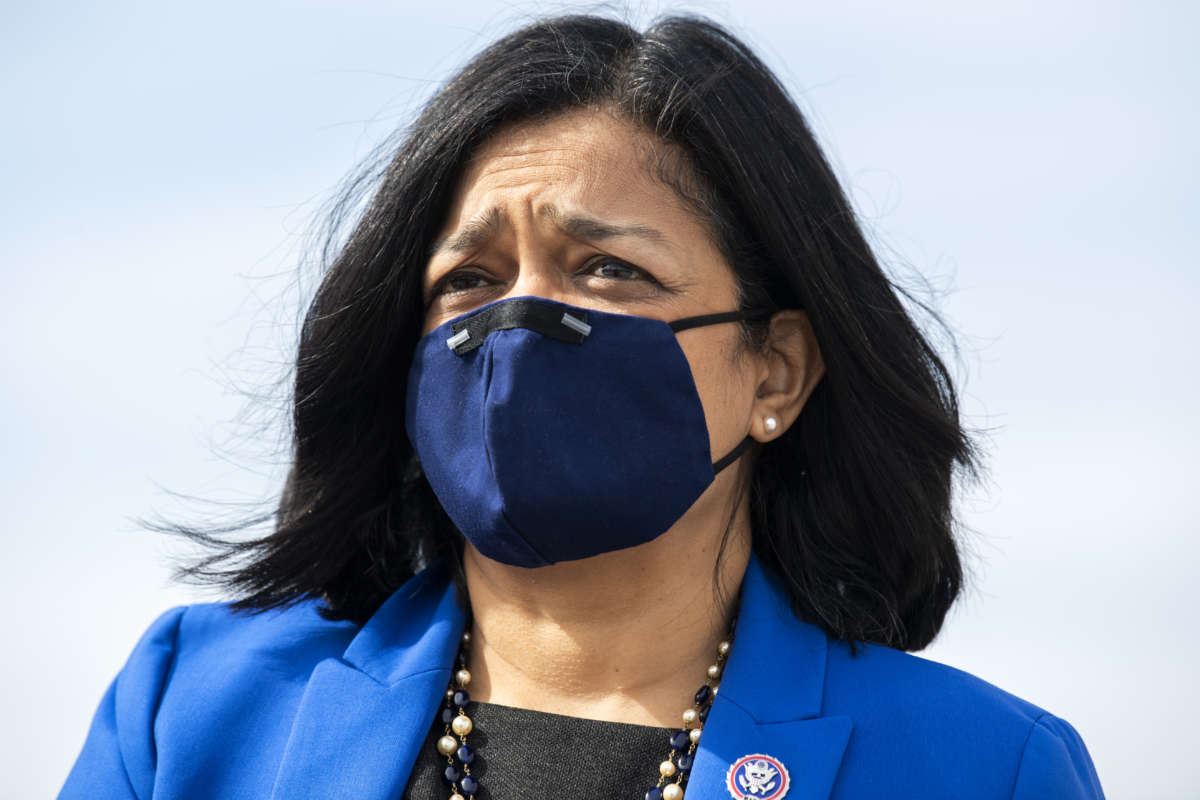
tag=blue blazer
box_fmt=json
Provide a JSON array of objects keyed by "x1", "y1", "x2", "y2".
[{"x1": 61, "y1": 554, "x2": 1105, "y2": 799}]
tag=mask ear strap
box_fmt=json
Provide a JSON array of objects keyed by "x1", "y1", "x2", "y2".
[
  {"x1": 669, "y1": 309, "x2": 770, "y2": 475},
  {"x1": 669, "y1": 310, "x2": 766, "y2": 333},
  {"x1": 712, "y1": 435, "x2": 754, "y2": 474}
]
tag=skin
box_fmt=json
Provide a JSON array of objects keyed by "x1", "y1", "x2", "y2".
[{"x1": 421, "y1": 107, "x2": 825, "y2": 728}]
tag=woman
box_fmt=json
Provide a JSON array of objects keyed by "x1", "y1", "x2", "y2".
[{"x1": 62, "y1": 12, "x2": 1105, "y2": 800}]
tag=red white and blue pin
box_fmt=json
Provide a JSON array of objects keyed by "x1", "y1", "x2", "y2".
[{"x1": 726, "y1": 753, "x2": 790, "y2": 800}]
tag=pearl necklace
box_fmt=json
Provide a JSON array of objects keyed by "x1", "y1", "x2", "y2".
[{"x1": 433, "y1": 628, "x2": 734, "y2": 800}]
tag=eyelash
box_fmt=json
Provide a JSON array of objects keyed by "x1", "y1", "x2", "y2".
[{"x1": 429, "y1": 256, "x2": 661, "y2": 299}]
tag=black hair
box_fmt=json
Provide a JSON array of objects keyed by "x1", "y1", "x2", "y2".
[{"x1": 157, "y1": 11, "x2": 981, "y2": 651}]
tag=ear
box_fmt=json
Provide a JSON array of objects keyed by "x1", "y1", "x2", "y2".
[{"x1": 749, "y1": 310, "x2": 825, "y2": 442}]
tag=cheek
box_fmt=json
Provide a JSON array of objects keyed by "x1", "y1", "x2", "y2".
[{"x1": 678, "y1": 334, "x2": 757, "y2": 455}]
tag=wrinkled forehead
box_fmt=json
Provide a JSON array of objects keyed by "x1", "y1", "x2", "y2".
[{"x1": 437, "y1": 108, "x2": 708, "y2": 241}]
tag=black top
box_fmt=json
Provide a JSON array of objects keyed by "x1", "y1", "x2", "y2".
[{"x1": 403, "y1": 700, "x2": 677, "y2": 800}]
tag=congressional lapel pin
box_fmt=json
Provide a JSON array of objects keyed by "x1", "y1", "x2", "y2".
[{"x1": 726, "y1": 753, "x2": 791, "y2": 800}]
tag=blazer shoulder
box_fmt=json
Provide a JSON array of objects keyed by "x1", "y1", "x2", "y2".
[
  {"x1": 825, "y1": 638, "x2": 1048, "y2": 725},
  {"x1": 1011, "y1": 712, "x2": 1106, "y2": 799},
  {"x1": 170, "y1": 597, "x2": 362, "y2": 677},
  {"x1": 821, "y1": 639, "x2": 1105, "y2": 798},
  {"x1": 61, "y1": 600, "x2": 363, "y2": 799}
]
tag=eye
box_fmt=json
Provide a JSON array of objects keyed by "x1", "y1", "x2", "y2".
[
  {"x1": 581, "y1": 257, "x2": 660, "y2": 285},
  {"x1": 429, "y1": 269, "x2": 493, "y2": 299}
]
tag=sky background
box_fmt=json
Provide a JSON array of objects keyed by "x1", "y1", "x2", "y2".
[{"x1": 3, "y1": 1, "x2": 1196, "y2": 797}]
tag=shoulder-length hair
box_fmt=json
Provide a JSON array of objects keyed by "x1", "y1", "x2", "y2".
[{"x1": 164, "y1": 12, "x2": 980, "y2": 651}]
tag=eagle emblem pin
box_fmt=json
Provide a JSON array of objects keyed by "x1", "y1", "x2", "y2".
[{"x1": 726, "y1": 753, "x2": 790, "y2": 800}]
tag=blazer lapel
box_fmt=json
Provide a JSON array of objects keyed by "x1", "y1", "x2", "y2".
[
  {"x1": 270, "y1": 562, "x2": 467, "y2": 800},
  {"x1": 686, "y1": 555, "x2": 853, "y2": 800},
  {"x1": 269, "y1": 555, "x2": 850, "y2": 800}
]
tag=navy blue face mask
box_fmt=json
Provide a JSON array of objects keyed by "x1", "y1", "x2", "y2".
[{"x1": 405, "y1": 295, "x2": 761, "y2": 568}]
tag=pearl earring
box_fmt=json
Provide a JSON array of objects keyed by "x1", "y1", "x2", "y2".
[{"x1": 764, "y1": 416, "x2": 778, "y2": 433}]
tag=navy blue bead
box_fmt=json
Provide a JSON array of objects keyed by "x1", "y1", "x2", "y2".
[
  {"x1": 457, "y1": 743, "x2": 475, "y2": 764},
  {"x1": 442, "y1": 765, "x2": 460, "y2": 785},
  {"x1": 441, "y1": 707, "x2": 454, "y2": 724},
  {"x1": 694, "y1": 684, "x2": 712, "y2": 705},
  {"x1": 460, "y1": 774, "x2": 479, "y2": 794},
  {"x1": 670, "y1": 729, "x2": 690, "y2": 751},
  {"x1": 453, "y1": 689, "x2": 471, "y2": 707},
  {"x1": 698, "y1": 703, "x2": 711, "y2": 723},
  {"x1": 677, "y1": 753, "x2": 694, "y2": 772},
  {"x1": 645, "y1": 788, "x2": 664, "y2": 800}
]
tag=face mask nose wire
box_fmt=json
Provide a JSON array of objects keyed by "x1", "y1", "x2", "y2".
[
  {"x1": 559, "y1": 312, "x2": 592, "y2": 336},
  {"x1": 446, "y1": 299, "x2": 592, "y2": 355}
]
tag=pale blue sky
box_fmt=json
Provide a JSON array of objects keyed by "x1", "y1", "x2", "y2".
[{"x1": 3, "y1": 1, "x2": 1196, "y2": 796}]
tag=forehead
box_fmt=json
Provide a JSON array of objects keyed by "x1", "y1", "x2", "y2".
[{"x1": 435, "y1": 108, "x2": 706, "y2": 244}]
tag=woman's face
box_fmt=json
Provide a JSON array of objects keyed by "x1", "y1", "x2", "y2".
[{"x1": 421, "y1": 108, "x2": 764, "y2": 483}]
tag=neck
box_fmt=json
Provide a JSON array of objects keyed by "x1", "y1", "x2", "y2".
[{"x1": 461, "y1": 504, "x2": 752, "y2": 728}]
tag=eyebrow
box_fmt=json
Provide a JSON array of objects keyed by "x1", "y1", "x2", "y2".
[{"x1": 428, "y1": 204, "x2": 668, "y2": 259}]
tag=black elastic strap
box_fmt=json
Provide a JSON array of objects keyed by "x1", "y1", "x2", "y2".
[
  {"x1": 673, "y1": 310, "x2": 772, "y2": 474},
  {"x1": 668, "y1": 310, "x2": 771, "y2": 334},
  {"x1": 449, "y1": 299, "x2": 589, "y2": 355},
  {"x1": 712, "y1": 435, "x2": 754, "y2": 475}
]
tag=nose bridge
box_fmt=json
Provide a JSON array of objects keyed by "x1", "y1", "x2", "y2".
[
  {"x1": 509, "y1": 262, "x2": 564, "y2": 301},
  {"x1": 508, "y1": 211, "x2": 570, "y2": 303}
]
